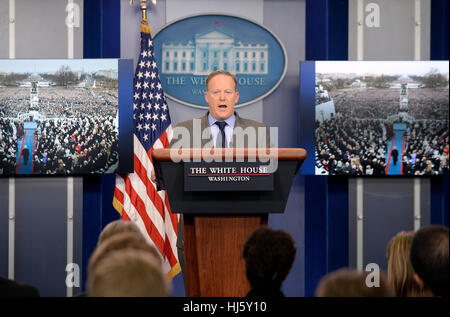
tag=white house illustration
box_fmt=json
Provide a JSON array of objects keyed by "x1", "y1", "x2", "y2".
[{"x1": 161, "y1": 31, "x2": 269, "y2": 75}]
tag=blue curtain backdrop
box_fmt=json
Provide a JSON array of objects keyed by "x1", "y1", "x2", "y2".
[{"x1": 82, "y1": 0, "x2": 121, "y2": 292}]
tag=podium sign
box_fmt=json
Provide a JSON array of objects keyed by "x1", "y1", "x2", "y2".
[{"x1": 184, "y1": 161, "x2": 274, "y2": 191}]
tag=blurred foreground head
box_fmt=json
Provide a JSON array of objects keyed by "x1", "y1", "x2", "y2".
[
  {"x1": 410, "y1": 225, "x2": 449, "y2": 297},
  {"x1": 88, "y1": 248, "x2": 168, "y2": 297},
  {"x1": 316, "y1": 268, "x2": 395, "y2": 297},
  {"x1": 243, "y1": 226, "x2": 296, "y2": 293},
  {"x1": 98, "y1": 219, "x2": 143, "y2": 245},
  {"x1": 386, "y1": 231, "x2": 424, "y2": 297},
  {"x1": 88, "y1": 232, "x2": 168, "y2": 297}
]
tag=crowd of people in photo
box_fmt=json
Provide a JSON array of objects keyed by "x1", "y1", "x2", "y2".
[
  {"x1": 408, "y1": 88, "x2": 449, "y2": 120},
  {"x1": 32, "y1": 115, "x2": 118, "y2": 174},
  {"x1": 316, "y1": 85, "x2": 449, "y2": 175},
  {"x1": 0, "y1": 88, "x2": 31, "y2": 116},
  {"x1": 316, "y1": 114, "x2": 389, "y2": 175},
  {"x1": 0, "y1": 87, "x2": 117, "y2": 118},
  {"x1": 331, "y1": 88, "x2": 400, "y2": 119},
  {"x1": 330, "y1": 87, "x2": 448, "y2": 121},
  {"x1": 0, "y1": 86, "x2": 119, "y2": 175},
  {"x1": 0, "y1": 115, "x2": 18, "y2": 174},
  {"x1": 402, "y1": 120, "x2": 449, "y2": 175},
  {"x1": 315, "y1": 93, "x2": 332, "y2": 105}
]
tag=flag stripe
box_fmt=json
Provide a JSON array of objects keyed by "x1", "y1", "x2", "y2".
[
  {"x1": 127, "y1": 167, "x2": 165, "y2": 240},
  {"x1": 165, "y1": 193, "x2": 178, "y2": 234},
  {"x1": 164, "y1": 233, "x2": 178, "y2": 267},
  {"x1": 120, "y1": 184, "x2": 164, "y2": 256},
  {"x1": 123, "y1": 174, "x2": 165, "y2": 254},
  {"x1": 159, "y1": 130, "x2": 170, "y2": 148},
  {"x1": 121, "y1": 210, "x2": 131, "y2": 221},
  {"x1": 133, "y1": 153, "x2": 165, "y2": 219},
  {"x1": 113, "y1": 182, "x2": 124, "y2": 205}
]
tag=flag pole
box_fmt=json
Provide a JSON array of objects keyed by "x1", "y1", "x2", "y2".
[
  {"x1": 130, "y1": 0, "x2": 157, "y2": 21},
  {"x1": 140, "y1": 0, "x2": 147, "y2": 21}
]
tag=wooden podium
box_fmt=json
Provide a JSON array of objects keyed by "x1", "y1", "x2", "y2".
[{"x1": 152, "y1": 148, "x2": 306, "y2": 297}]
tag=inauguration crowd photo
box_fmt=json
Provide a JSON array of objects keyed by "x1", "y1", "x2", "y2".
[
  {"x1": 0, "y1": 60, "x2": 119, "y2": 175},
  {"x1": 315, "y1": 62, "x2": 449, "y2": 176}
]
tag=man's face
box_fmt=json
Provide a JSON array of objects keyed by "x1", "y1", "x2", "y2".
[{"x1": 205, "y1": 74, "x2": 239, "y2": 121}]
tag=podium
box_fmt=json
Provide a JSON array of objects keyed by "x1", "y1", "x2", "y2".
[{"x1": 152, "y1": 148, "x2": 306, "y2": 297}]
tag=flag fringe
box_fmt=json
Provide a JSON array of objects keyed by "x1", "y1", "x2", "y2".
[
  {"x1": 141, "y1": 18, "x2": 152, "y2": 35},
  {"x1": 167, "y1": 262, "x2": 182, "y2": 280},
  {"x1": 112, "y1": 195, "x2": 123, "y2": 215}
]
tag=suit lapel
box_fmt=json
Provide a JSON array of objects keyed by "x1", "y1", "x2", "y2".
[{"x1": 201, "y1": 113, "x2": 212, "y2": 147}]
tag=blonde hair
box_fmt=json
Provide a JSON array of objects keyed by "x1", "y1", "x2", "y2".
[
  {"x1": 98, "y1": 220, "x2": 142, "y2": 245},
  {"x1": 315, "y1": 268, "x2": 394, "y2": 297},
  {"x1": 206, "y1": 70, "x2": 238, "y2": 91},
  {"x1": 386, "y1": 231, "x2": 424, "y2": 297},
  {"x1": 88, "y1": 232, "x2": 162, "y2": 280},
  {"x1": 88, "y1": 249, "x2": 168, "y2": 297}
]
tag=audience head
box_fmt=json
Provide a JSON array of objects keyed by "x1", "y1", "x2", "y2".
[
  {"x1": 410, "y1": 225, "x2": 449, "y2": 297},
  {"x1": 386, "y1": 231, "x2": 424, "y2": 297},
  {"x1": 87, "y1": 232, "x2": 167, "y2": 296},
  {"x1": 88, "y1": 248, "x2": 168, "y2": 297},
  {"x1": 89, "y1": 232, "x2": 161, "y2": 275},
  {"x1": 315, "y1": 268, "x2": 395, "y2": 297},
  {"x1": 98, "y1": 219, "x2": 143, "y2": 245},
  {"x1": 243, "y1": 226, "x2": 296, "y2": 293}
]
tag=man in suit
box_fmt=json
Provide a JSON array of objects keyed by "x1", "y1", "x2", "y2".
[
  {"x1": 22, "y1": 145, "x2": 30, "y2": 166},
  {"x1": 162, "y1": 70, "x2": 274, "y2": 295},
  {"x1": 170, "y1": 70, "x2": 271, "y2": 149},
  {"x1": 392, "y1": 146, "x2": 399, "y2": 166}
]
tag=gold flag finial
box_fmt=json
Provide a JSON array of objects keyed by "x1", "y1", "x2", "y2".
[{"x1": 130, "y1": 0, "x2": 157, "y2": 21}]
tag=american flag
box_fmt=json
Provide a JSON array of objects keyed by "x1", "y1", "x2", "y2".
[{"x1": 113, "y1": 20, "x2": 180, "y2": 278}]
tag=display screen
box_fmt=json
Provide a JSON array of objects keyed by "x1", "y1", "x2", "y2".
[
  {"x1": 0, "y1": 59, "x2": 133, "y2": 175},
  {"x1": 311, "y1": 61, "x2": 449, "y2": 176}
]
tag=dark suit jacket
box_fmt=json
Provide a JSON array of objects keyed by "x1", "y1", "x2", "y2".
[
  {"x1": 392, "y1": 149, "x2": 399, "y2": 159},
  {"x1": 0, "y1": 277, "x2": 40, "y2": 297},
  {"x1": 22, "y1": 148, "x2": 30, "y2": 162},
  {"x1": 169, "y1": 112, "x2": 272, "y2": 148}
]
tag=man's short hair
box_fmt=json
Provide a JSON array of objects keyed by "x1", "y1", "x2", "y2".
[
  {"x1": 206, "y1": 70, "x2": 238, "y2": 91},
  {"x1": 315, "y1": 268, "x2": 395, "y2": 297},
  {"x1": 243, "y1": 226, "x2": 296, "y2": 290},
  {"x1": 88, "y1": 249, "x2": 168, "y2": 297},
  {"x1": 410, "y1": 225, "x2": 449, "y2": 296}
]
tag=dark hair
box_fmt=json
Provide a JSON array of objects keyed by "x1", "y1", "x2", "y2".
[
  {"x1": 410, "y1": 225, "x2": 449, "y2": 296},
  {"x1": 243, "y1": 227, "x2": 296, "y2": 291}
]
